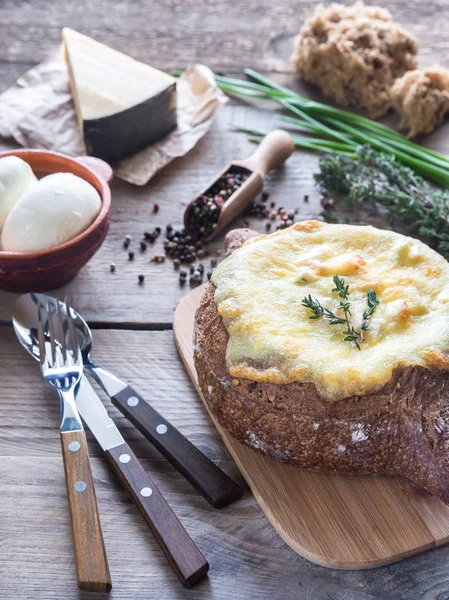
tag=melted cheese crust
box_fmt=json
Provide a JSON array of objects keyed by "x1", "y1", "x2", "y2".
[{"x1": 212, "y1": 221, "x2": 449, "y2": 400}]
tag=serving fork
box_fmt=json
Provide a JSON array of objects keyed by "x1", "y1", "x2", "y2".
[{"x1": 36, "y1": 298, "x2": 111, "y2": 592}]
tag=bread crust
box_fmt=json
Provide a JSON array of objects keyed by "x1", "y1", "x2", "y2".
[{"x1": 193, "y1": 232, "x2": 449, "y2": 504}]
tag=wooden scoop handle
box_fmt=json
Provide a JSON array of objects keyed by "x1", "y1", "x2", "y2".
[{"x1": 239, "y1": 130, "x2": 295, "y2": 177}]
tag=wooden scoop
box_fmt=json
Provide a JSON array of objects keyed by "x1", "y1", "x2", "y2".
[{"x1": 184, "y1": 130, "x2": 295, "y2": 242}]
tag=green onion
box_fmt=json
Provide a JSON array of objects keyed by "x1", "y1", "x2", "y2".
[{"x1": 190, "y1": 68, "x2": 449, "y2": 187}]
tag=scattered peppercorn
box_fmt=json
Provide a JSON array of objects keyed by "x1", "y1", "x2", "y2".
[
  {"x1": 128, "y1": 251, "x2": 135, "y2": 261},
  {"x1": 265, "y1": 222, "x2": 272, "y2": 232},
  {"x1": 153, "y1": 203, "x2": 160, "y2": 213},
  {"x1": 304, "y1": 194, "x2": 309, "y2": 203},
  {"x1": 173, "y1": 258, "x2": 180, "y2": 269},
  {"x1": 123, "y1": 239, "x2": 130, "y2": 249},
  {"x1": 138, "y1": 274, "x2": 145, "y2": 284},
  {"x1": 262, "y1": 191, "x2": 270, "y2": 201},
  {"x1": 140, "y1": 241, "x2": 147, "y2": 252},
  {"x1": 110, "y1": 263, "x2": 116, "y2": 273},
  {"x1": 207, "y1": 271, "x2": 212, "y2": 280},
  {"x1": 190, "y1": 270, "x2": 203, "y2": 286},
  {"x1": 125, "y1": 234, "x2": 132, "y2": 242},
  {"x1": 210, "y1": 258, "x2": 218, "y2": 268}
]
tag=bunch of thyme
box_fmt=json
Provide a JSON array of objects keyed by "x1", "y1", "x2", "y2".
[
  {"x1": 301, "y1": 275, "x2": 379, "y2": 350},
  {"x1": 314, "y1": 146, "x2": 449, "y2": 258}
]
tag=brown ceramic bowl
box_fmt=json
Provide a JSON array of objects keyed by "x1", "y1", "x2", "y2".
[{"x1": 0, "y1": 149, "x2": 113, "y2": 293}]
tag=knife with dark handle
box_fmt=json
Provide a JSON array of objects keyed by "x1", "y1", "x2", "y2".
[
  {"x1": 76, "y1": 376, "x2": 209, "y2": 587},
  {"x1": 111, "y1": 385, "x2": 242, "y2": 507},
  {"x1": 88, "y1": 366, "x2": 243, "y2": 508},
  {"x1": 106, "y1": 441, "x2": 208, "y2": 587}
]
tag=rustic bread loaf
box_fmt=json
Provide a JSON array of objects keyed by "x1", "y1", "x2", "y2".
[
  {"x1": 194, "y1": 224, "x2": 449, "y2": 503},
  {"x1": 291, "y1": 1, "x2": 418, "y2": 118}
]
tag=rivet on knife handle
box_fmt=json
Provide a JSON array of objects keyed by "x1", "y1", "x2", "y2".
[
  {"x1": 105, "y1": 441, "x2": 209, "y2": 587},
  {"x1": 110, "y1": 385, "x2": 243, "y2": 508},
  {"x1": 61, "y1": 430, "x2": 112, "y2": 593}
]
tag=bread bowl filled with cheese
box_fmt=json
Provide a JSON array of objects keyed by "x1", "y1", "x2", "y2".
[{"x1": 194, "y1": 221, "x2": 449, "y2": 503}]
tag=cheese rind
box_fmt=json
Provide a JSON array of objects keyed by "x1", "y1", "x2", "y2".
[
  {"x1": 212, "y1": 221, "x2": 449, "y2": 400},
  {"x1": 63, "y1": 28, "x2": 177, "y2": 162}
]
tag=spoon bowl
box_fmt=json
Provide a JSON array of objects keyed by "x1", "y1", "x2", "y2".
[{"x1": 13, "y1": 293, "x2": 44, "y2": 361}]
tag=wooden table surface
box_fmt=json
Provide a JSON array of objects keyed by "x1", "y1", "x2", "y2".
[{"x1": 1, "y1": 1, "x2": 449, "y2": 599}]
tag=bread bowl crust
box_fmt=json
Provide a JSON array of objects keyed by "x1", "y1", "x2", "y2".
[{"x1": 193, "y1": 230, "x2": 449, "y2": 503}]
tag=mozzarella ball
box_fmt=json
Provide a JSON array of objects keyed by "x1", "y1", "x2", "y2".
[
  {"x1": 1, "y1": 172, "x2": 102, "y2": 253},
  {"x1": 0, "y1": 156, "x2": 38, "y2": 230}
]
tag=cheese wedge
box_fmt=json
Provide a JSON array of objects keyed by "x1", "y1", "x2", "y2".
[{"x1": 62, "y1": 28, "x2": 177, "y2": 163}]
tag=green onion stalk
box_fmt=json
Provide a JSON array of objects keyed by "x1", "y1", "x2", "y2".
[{"x1": 172, "y1": 68, "x2": 449, "y2": 187}]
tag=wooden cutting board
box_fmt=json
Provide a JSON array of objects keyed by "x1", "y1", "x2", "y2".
[{"x1": 173, "y1": 284, "x2": 449, "y2": 569}]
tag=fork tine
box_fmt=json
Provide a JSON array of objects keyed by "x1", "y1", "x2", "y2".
[
  {"x1": 54, "y1": 298, "x2": 69, "y2": 366},
  {"x1": 65, "y1": 298, "x2": 81, "y2": 365},
  {"x1": 46, "y1": 299, "x2": 60, "y2": 368},
  {"x1": 36, "y1": 301, "x2": 47, "y2": 368}
]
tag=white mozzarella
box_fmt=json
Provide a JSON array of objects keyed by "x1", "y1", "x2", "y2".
[
  {"x1": 0, "y1": 156, "x2": 38, "y2": 230},
  {"x1": 1, "y1": 173, "x2": 101, "y2": 252}
]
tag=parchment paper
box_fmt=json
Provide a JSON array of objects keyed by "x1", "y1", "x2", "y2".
[{"x1": 0, "y1": 47, "x2": 228, "y2": 185}]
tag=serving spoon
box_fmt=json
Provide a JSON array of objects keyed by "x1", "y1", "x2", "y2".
[{"x1": 66, "y1": 303, "x2": 243, "y2": 508}]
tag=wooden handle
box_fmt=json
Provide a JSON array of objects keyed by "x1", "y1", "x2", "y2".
[
  {"x1": 60, "y1": 430, "x2": 112, "y2": 592},
  {"x1": 240, "y1": 129, "x2": 295, "y2": 177},
  {"x1": 105, "y1": 442, "x2": 209, "y2": 587},
  {"x1": 111, "y1": 386, "x2": 243, "y2": 508}
]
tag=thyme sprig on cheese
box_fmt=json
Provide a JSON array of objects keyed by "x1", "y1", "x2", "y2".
[{"x1": 301, "y1": 276, "x2": 380, "y2": 350}]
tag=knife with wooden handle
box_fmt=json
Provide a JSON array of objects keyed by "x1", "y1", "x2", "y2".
[
  {"x1": 86, "y1": 365, "x2": 242, "y2": 508},
  {"x1": 75, "y1": 376, "x2": 209, "y2": 587}
]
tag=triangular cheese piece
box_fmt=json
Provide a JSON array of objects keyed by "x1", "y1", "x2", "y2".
[{"x1": 62, "y1": 28, "x2": 177, "y2": 163}]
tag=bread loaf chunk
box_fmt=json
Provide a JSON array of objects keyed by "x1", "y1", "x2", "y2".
[
  {"x1": 291, "y1": 2, "x2": 418, "y2": 118},
  {"x1": 194, "y1": 223, "x2": 449, "y2": 503},
  {"x1": 391, "y1": 67, "x2": 449, "y2": 137}
]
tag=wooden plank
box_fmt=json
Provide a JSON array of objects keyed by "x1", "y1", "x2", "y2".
[
  {"x1": 0, "y1": 1, "x2": 449, "y2": 325},
  {"x1": 4, "y1": 327, "x2": 449, "y2": 598},
  {"x1": 0, "y1": 0, "x2": 447, "y2": 73},
  {"x1": 3, "y1": 326, "x2": 449, "y2": 599}
]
